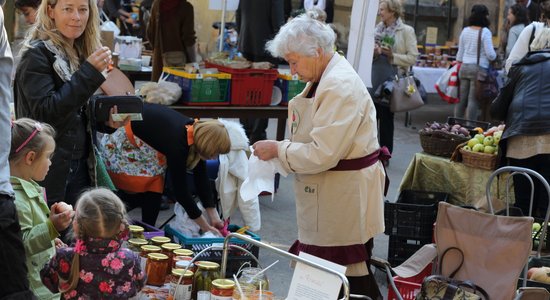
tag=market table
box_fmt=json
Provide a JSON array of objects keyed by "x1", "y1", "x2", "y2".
[
  {"x1": 170, "y1": 105, "x2": 288, "y2": 141},
  {"x1": 399, "y1": 152, "x2": 513, "y2": 211},
  {"x1": 412, "y1": 66, "x2": 506, "y2": 95}
]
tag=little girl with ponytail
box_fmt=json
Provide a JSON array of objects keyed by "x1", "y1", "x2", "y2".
[{"x1": 40, "y1": 188, "x2": 146, "y2": 298}]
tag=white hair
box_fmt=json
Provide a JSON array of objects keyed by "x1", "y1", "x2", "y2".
[{"x1": 266, "y1": 14, "x2": 336, "y2": 58}]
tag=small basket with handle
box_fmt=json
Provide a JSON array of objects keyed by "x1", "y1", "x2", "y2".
[{"x1": 419, "y1": 130, "x2": 469, "y2": 157}]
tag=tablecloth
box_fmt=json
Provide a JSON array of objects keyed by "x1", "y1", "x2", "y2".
[
  {"x1": 398, "y1": 152, "x2": 514, "y2": 212},
  {"x1": 412, "y1": 66, "x2": 506, "y2": 95}
]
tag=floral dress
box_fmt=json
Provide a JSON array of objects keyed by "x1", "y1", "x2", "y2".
[{"x1": 40, "y1": 235, "x2": 146, "y2": 299}]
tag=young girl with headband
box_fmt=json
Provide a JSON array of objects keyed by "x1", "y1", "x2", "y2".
[
  {"x1": 40, "y1": 188, "x2": 146, "y2": 298},
  {"x1": 9, "y1": 117, "x2": 74, "y2": 299}
]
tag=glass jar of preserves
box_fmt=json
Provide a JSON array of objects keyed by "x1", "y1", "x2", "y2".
[
  {"x1": 128, "y1": 225, "x2": 145, "y2": 240},
  {"x1": 140, "y1": 245, "x2": 161, "y2": 272},
  {"x1": 145, "y1": 253, "x2": 169, "y2": 286},
  {"x1": 211, "y1": 279, "x2": 235, "y2": 299},
  {"x1": 150, "y1": 236, "x2": 171, "y2": 246},
  {"x1": 238, "y1": 267, "x2": 269, "y2": 290},
  {"x1": 168, "y1": 269, "x2": 193, "y2": 300},
  {"x1": 160, "y1": 243, "x2": 182, "y2": 274},
  {"x1": 175, "y1": 259, "x2": 196, "y2": 273},
  {"x1": 192, "y1": 261, "x2": 221, "y2": 300},
  {"x1": 128, "y1": 238, "x2": 148, "y2": 253},
  {"x1": 232, "y1": 289, "x2": 274, "y2": 300},
  {"x1": 173, "y1": 248, "x2": 194, "y2": 258}
]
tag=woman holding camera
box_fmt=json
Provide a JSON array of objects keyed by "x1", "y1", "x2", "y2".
[{"x1": 370, "y1": 0, "x2": 418, "y2": 163}]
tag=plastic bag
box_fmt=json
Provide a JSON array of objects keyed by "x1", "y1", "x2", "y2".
[
  {"x1": 139, "y1": 75, "x2": 182, "y2": 105},
  {"x1": 435, "y1": 62, "x2": 461, "y2": 104},
  {"x1": 168, "y1": 202, "x2": 209, "y2": 238},
  {"x1": 100, "y1": 20, "x2": 120, "y2": 37}
]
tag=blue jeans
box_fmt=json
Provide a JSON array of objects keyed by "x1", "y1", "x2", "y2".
[{"x1": 455, "y1": 63, "x2": 481, "y2": 120}]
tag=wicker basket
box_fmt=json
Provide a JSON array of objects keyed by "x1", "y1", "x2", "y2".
[
  {"x1": 459, "y1": 148, "x2": 498, "y2": 170},
  {"x1": 419, "y1": 130, "x2": 470, "y2": 157}
]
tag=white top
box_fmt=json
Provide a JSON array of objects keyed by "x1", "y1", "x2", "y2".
[
  {"x1": 506, "y1": 24, "x2": 526, "y2": 58},
  {"x1": 456, "y1": 27, "x2": 496, "y2": 68},
  {"x1": 506, "y1": 22, "x2": 544, "y2": 72}
]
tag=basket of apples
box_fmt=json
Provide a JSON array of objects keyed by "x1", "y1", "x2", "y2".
[
  {"x1": 458, "y1": 124, "x2": 505, "y2": 170},
  {"x1": 419, "y1": 121, "x2": 471, "y2": 157}
]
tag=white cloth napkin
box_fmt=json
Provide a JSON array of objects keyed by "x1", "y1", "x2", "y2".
[{"x1": 240, "y1": 147, "x2": 288, "y2": 201}]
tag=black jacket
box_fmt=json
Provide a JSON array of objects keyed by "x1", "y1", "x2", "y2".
[
  {"x1": 491, "y1": 50, "x2": 550, "y2": 141},
  {"x1": 14, "y1": 40, "x2": 106, "y2": 204}
]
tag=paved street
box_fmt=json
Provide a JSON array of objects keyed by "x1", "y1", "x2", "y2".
[{"x1": 131, "y1": 96, "x2": 455, "y2": 298}]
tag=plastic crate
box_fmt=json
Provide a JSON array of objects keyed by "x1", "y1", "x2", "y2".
[
  {"x1": 164, "y1": 224, "x2": 260, "y2": 277},
  {"x1": 130, "y1": 220, "x2": 164, "y2": 240},
  {"x1": 387, "y1": 263, "x2": 432, "y2": 300},
  {"x1": 276, "y1": 73, "x2": 306, "y2": 105},
  {"x1": 387, "y1": 235, "x2": 433, "y2": 267},
  {"x1": 384, "y1": 190, "x2": 449, "y2": 239},
  {"x1": 205, "y1": 62, "x2": 278, "y2": 106},
  {"x1": 162, "y1": 67, "x2": 231, "y2": 106}
]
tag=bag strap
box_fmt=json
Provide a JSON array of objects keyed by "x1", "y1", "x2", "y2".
[
  {"x1": 528, "y1": 25, "x2": 536, "y2": 52},
  {"x1": 438, "y1": 246, "x2": 464, "y2": 278},
  {"x1": 477, "y1": 28, "x2": 482, "y2": 66}
]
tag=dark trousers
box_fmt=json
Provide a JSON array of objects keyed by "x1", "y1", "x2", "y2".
[
  {"x1": 0, "y1": 194, "x2": 35, "y2": 299},
  {"x1": 118, "y1": 190, "x2": 162, "y2": 226},
  {"x1": 375, "y1": 103, "x2": 394, "y2": 154},
  {"x1": 240, "y1": 118, "x2": 268, "y2": 144},
  {"x1": 340, "y1": 239, "x2": 382, "y2": 300},
  {"x1": 509, "y1": 154, "x2": 550, "y2": 218},
  {"x1": 59, "y1": 158, "x2": 91, "y2": 207}
]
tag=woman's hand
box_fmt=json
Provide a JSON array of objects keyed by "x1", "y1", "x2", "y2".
[
  {"x1": 106, "y1": 105, "x2": 130, "y2": 129},
  {"x1": 49, "y1": 203, "x2": 74, "y2": 232},
  {"x1": 205, "y1": 207, "x2": 224, "y2": 229},
  {"x1": 381, "y1": 46, "x2": 393, "y2": 60},
  {"x1": 87, "y1": 46, "x2": 112, "y2": 72},
  {"x1": 252, "y1": 140, "x2": 278, "y2": 161},
  {"x1": 195, "y1": 214, "x2": 223, "y2": 237},
  {"x1": 374, "y1": 43, "x2": 382, "y2": 58}
]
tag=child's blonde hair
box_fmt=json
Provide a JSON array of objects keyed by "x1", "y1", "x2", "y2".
[
  {"x1": 60, "y1": 188, "x2": 128, "y2": 292},
  {"x1": 193, "y1": 119, "x2": 231, "y2": 159},
  {"x1": 10, "y1": 118, "x2": 55, "y2": 163}
]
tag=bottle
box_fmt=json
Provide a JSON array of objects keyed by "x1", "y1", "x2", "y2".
[
  {"x1": 140, "y1": 245, "x2": 161, "y2": 272},
  {"x1": 169, "y1": 269, "x2": 194, "y2": 300},
  {"x1": 160, "y1": 243, "x2": 182, "y2": 274},
  {"x1": 128, "y1": 225, "x2": 145, "y2": 240},
  {"x1": 128, "y1": 238, "x2": 148, "y2": 254}
]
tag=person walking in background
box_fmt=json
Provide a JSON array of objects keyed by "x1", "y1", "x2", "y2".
[
  {"x1": 236, "y1": 0, "x2": 284, "y2": 144},
  {"x1": 370, "y1": 0, "x2": 418, "y2": 162},
  {"x1": 506, "y1": 4, "x2": 530, "y2": 60},
  {"x1": 40, "y1": 188, "x2": 145, "y2": 298},
  {"x1": 455, "y1": 4, "x2": 496, "y2": 121},
  {"x1": 517, "y1": 0, "x2": 541, "y2": 23},
  {"x1": 14, "y1": 0, "x2": 126, "y2": 208},
  {"x1": 506, "y1": 0, "x2": 550, "y2": 72},
  {"x1": 254, "y1": 15, "x2": 388, "y2": 299},
  {"x1": 0, "y1": 3, "x2": 36, "y2": 299},
  {"x1": 491, "y1": 25, "x2": 550, "y2": 218},
  {"x1": 15, "y1": 0, "x2": 41, "y2": 25},
  {"x1": 10, "y1": 118, "x2": 74, "y2": 299},
  {"x1": 147, "y1": 0, "x2": 196, "y2": 82}
]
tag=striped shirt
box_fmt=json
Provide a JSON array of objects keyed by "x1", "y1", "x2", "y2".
[{"x1": 456, "y1": 27, "x2": 497, "y2": 68}]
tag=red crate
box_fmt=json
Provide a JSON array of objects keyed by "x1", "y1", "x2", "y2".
[
  {"x1": 387, "y1": 263, "x2": 432, "y2": 300},
  {"x1": 205, "y1": 62, "x2": 278, "y2": 106}
]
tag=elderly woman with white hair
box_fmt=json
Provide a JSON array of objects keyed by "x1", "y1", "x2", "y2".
[
  {"x1": 252, "y1": 14, "x2": 388, "y2": 299},
  {"x1": 491, "y1": 24, "x2": 550, "y2": 219}
]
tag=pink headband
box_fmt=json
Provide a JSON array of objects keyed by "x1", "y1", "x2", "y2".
[{"x1": 15, "y1": 122, "x2": 43, "y2": 153}]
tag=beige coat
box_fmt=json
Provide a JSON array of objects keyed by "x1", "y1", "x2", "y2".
[
  {"x1": 277, "y1": 54, "x2": 385, "y2": 247},
  {"x1": 391, "y1": 22, "x2": 419, "y2": 74}
]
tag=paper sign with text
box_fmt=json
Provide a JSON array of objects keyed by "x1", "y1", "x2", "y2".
[
  {"x1": 287, "y1": 252, "x2": 347, "y2": 300},
  {"x1": 426, "y1": 27, "x2": 438, "y2": 45}
]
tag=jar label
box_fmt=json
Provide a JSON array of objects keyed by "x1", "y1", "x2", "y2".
[
  {"x1": 211, "y1": 296, "x2": 232, "y2": 300},
  {"x1": 197, "y1": 291, "x2": 212, "y2": 300},
  {"x1": 174, "y1": 284, "x2": 192, "y2": 300}
]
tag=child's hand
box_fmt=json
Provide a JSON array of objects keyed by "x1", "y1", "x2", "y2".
[
  {"x1": 49, "y1": 203, "x2": 74, "y2": 232},
  {"x1": 54, "y1": 238, "x2": 67, "y2": 249}
]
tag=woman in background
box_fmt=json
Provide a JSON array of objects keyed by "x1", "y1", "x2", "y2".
[
  {"x1": 506, "y1": 4, "x2": 530, "y2": 59},
  {"x1": 370, "y1": 0, "x2": 418, "y2": 163},
  {"x1": 455, "y1": 4, "x2": 496, "y2": 121}
]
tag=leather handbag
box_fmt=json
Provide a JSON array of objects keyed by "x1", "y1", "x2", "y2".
[
  {"x1": 390, "y1": 74, "x2": 424, "y2": 113},
  {"x1": 474, "y1": 29, "x2": 499, "y2": 106},
  {"x1": 91, "y1": 95, "x2": 144, "y2": 122},
  {"x1": 416, "y1": 275, "x2": 490, "y2": 300}
]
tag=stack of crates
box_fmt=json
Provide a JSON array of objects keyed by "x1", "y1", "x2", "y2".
[
  {"x1": 384, "y1": 190, "x2": 449, "y2": 266},
  {"x1": 161, "y1": 67, "x2": 231, "y2": 105}
]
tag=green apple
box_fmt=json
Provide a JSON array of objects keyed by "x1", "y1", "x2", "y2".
[
  {"x1": 462, "y1": 145, "x2": 472, "y2": 151},
  {"x1": 467, "y1": 138, "x2": 481, "y2": 148},
  {"x1": 483, "y1": 145, "x2": 495, "y2": 154},
  {"x1": 493, "y1": 131, "x2": 502, "y2": 144},
  {"x1": 483, "y1": 136, "x2": 494, "y2": 146},
  {"x1": 534, "y1": 222, "x2": 542, "y2": 232},
  {"x1": 475, "y1": 133, "x2": 485, "y2": 143},
  {"x1": 472, "y1": 144, "x2": 484, "y2": 152}
]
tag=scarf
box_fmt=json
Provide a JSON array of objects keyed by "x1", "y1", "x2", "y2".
[{"x1": 374, "y1": 18, "x2": 403, "y2": 46}]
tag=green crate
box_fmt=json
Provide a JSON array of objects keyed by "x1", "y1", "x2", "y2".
[
  {"x1": 163, "y1": 67, "x2": 231, "y2": 105},
  {"x1": 277, "y1": 74, "x2": 306, "y2": 105}
]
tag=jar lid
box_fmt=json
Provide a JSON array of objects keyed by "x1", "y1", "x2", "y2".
[
  {"x1": 173, "y1": 248, "x2": 194, "y2": 256},
  {"x1": 175, "y1": 260, "x2": 194, "y2": 268},
  {"x1": 195, "y1": 261, "x2": 220, "y2": 270},
  {"x1": 161, "y1": 243, "x2": 182, "y2": 251},
  {"x1": 147, "y1": 253, "x2": 169, "y2": 261},
  {"x1": 128, "y1": 225, "x2": 144, "y2": 232},
  {"x1": 171, "y1": 268, "x2": 194, "y2": 277},
  {"x1": 128, "y1": 238, "x2": 148, "y2": 246},
  {"x1": 140, "y1": 245, "x2": 161, "y2": 252},
  {"x1": 212, "y1": 279, "x2": 235, "y2": 289},
  {"x1": 151, "y1": 236, "x2": 171, "y2": 244}
]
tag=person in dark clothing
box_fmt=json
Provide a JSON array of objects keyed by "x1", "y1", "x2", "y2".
[
  {"x1": 100, "y1": 103, "x2": 231, "y2": 230},
  {"x1": 517, "y1": 0, "x2": 541, "y2": 22},
  {"x1": 0, "y1": 4, "x2": 35, "y2": 299},
  {"x1": 300, "y1": 0, "x2": 334, "y2": 23},
  {"x1": 236, "y1": 0, "x2": 285, "y2": 143}
]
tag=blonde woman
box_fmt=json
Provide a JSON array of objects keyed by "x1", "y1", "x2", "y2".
[
  {"x1": 371, "y1": 0, "x2": 418, "y2": 162},
  {"x1": 14, "y1": 0, "x2": 125, "y2": 208}
]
